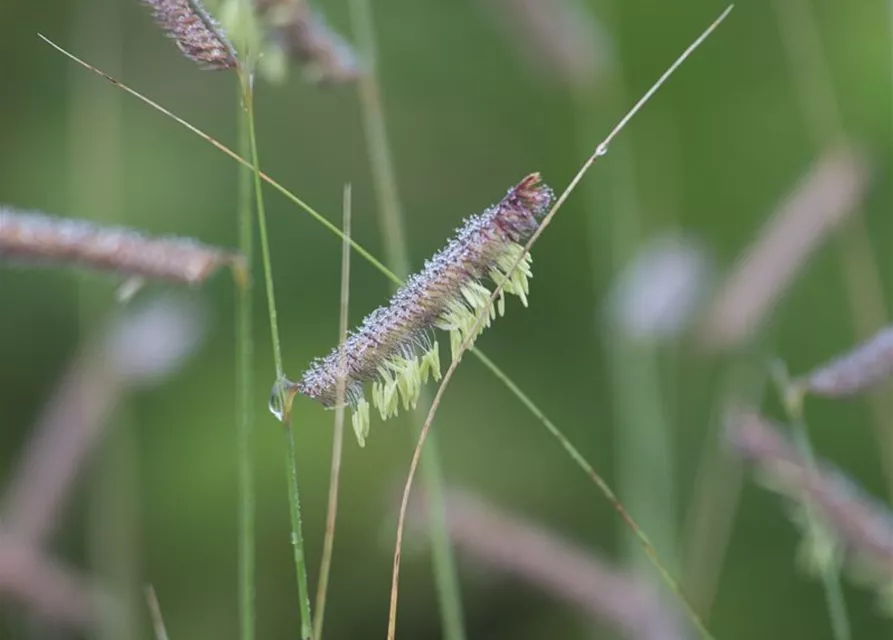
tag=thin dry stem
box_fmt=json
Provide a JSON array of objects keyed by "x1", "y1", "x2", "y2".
[
  {"x1": 348, "y1": 0, "x2": 467, "y2": 634},
  {"x1": 313, "y1": 185, "x2": 352, "y2": 640},
  {"x1": 387, "y1": 8, "x2": 733, "y2": 639},
  {"x1": 37, "y1": 32, "x2": 397, "y2": 291}
]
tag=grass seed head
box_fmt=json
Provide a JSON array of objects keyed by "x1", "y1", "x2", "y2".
[
  {"x1": 143, "y1": 0, "x2": 239, "y2": 70},
  {"x1": 291, "y1": 173, "x2": 553, "y2": 444},
  {"x1": 0, "y1": 207, "x2": 240, "y2": 285}
]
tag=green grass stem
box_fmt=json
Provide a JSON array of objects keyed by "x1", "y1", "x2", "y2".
[
  {"x1": 240, "y1": 70, "x2": 313, "y2": 638},
  {"x1": 235, "y1": 81, "x2": 256, "y2": 640}
]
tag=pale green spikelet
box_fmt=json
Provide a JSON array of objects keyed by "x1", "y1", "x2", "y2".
[
  {"x1": 420, "y1": 342, "x2": 442, "y2": 384},
  {"x1": 351, "y1": 398, "x2": 371, "y2": 447},
  {"x1": 490, "y1": 243, "x2": 533, "y2": 307}
]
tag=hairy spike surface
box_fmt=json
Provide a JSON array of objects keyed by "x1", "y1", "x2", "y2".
[
  {"x1": 0, "y1": 207, "x2": 240, "y2": 285},
  {"x1": 292, "y1": 174, "x2": 553, "y2": 444},
  {"x1": 142, "y1": 0, "x2": 239, "y2": 70}
]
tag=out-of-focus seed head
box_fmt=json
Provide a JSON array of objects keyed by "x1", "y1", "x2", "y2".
[
  {"x1": 0, "y1": 207, "x2": 240, "y2": 285},
  {"x1": 143, "y1": 0, "x2": 239, "y2": 70}
]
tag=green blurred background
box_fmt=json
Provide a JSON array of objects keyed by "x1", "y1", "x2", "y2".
[{"x1": 2, "y1": 0, "x2": 893, "y2": 638}]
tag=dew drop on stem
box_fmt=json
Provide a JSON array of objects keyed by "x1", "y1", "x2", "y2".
[{"x1": 269, "y1": 375, "x2": 297, "y2": 422}]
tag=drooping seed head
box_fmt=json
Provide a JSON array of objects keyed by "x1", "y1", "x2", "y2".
[{"x1": 143, "y1": 0, "x2": 239, "y2": 70}]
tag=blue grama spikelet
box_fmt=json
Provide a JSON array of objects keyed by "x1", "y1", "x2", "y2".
[
  {"x1": 291, "y1": 173, "x2": 554, "y2": 445},
  {"x1": 142, "y1": 0, "x2": 238, "y2": 70}
]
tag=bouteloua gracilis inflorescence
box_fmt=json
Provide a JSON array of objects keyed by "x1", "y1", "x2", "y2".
[
  {"x1": 0, "y1": 207, "x2": 242, "y2": 286},
  {"x1": 282, "y1": 173, "x2": 554, "y2": 446},
  {"x1": 142, "y1": 0, "x2": 238, "y2": 70}
]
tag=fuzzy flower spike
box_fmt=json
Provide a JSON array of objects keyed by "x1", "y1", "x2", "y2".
[
  {"x1": 283, "y1": 174, "x2": 554, "y2": 446},
  {"x1": 142, "y1": 0, "x2": 239, "y2": 70}
]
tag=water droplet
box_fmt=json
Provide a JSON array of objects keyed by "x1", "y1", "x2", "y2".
[
  {"x1": 269, "y1": 376, "x2": 297, "y2": 422},
  {"x1": 595, "y1": 144, "x2": 609, "y2": 157},
  {"x1": 115, "y1": 277, "x2": 145, "y2": 304}
]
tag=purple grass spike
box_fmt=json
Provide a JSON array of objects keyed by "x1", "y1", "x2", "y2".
[
  {"x1": 286, "y1": 174, "x2": 554, "y2": 445},
  {"x1": 800, "y1": 327, "x2": 893, "y2": 398},
  {"x1": 0, "y1": 206, "x2": 241, "y2": 285},
  {"x1": 142, "y1": 0, "x2": 239, "y2": 70}
]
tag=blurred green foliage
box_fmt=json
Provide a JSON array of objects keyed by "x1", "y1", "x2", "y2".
[{"x1": 2, "y1": 0, "x2": 893, "y2": 638}]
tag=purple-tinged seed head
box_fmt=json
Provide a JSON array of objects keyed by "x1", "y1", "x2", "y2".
[
  {"x1": 294, "y1": 174, "x2": 554, "y2": 409},
  {"x1": 142, "y1": 0, "x2": 238, "y2": 70}
]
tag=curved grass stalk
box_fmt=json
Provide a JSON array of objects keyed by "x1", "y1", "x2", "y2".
[
  {"x1": 572, "y1": 13, "x2": 678, "y2": 579},
  {"x1": 347, "y1": 1, "x2": 466, "y2": 637},
  {"x1": 387, "y1": 9, "x2": 734, "y2": 639}
]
